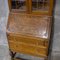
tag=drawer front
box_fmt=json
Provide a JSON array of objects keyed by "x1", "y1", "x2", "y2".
[
  {"x1": 9, "y1": 41, "x2": 48, "y2": 57},
  {"x1": 7, "y1": 34, "x2": 48, "y2": 47}
]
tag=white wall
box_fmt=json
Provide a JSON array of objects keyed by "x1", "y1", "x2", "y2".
[{"x1": 0, "y1": 0, "x2": 9, "y2": 46}]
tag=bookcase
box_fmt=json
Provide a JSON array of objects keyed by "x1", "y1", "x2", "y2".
[{"x1": 7, "y1": 0, "x2": 54, "y2": 60}]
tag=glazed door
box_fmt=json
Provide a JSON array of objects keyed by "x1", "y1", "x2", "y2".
[
  {"x1": 9, "y1": 0, "x2": 28, "y2": 13},
  {"x1": 29, "y1": 0, "x2": 54, "y2": 15}
]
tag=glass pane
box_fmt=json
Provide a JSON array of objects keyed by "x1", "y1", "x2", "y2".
[
  {"x1": 11, "y1": 0, "x2": 26, "y2": 11},
  {"x1": 32, "y1": 0, "x2": 49, "y2": 12}
]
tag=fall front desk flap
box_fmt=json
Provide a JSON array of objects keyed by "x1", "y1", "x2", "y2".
[{"x1": 7, "y1": 13, "x2": 52, "y2": 40}]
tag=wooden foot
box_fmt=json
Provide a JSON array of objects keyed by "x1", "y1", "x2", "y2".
[{"x1": 10, "y1": 51, "x2": 16, "y2": 60}]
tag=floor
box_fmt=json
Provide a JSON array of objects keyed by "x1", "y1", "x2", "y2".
[{"x1": 0, "y1": 0, "x2": 60, "y2": 60}]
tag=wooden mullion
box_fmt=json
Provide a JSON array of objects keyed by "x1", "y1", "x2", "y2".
[
  {"x1": 26, "y1": 0, "x2": 29, "y2": 13},
  {"x1": 28, "y1": 0, "x2": 32, "y2": 13}
]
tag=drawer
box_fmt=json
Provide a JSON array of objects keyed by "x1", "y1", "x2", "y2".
[
  {"x1": 9, "y1": 41, "x2": 47, "y2": 57},
  {"x1": 7, "y1": 34, "x2": 48, "y2": 47}
]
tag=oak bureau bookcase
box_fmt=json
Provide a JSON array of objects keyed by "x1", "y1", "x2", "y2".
[{"x1": 7, "y1": 0, "x2": 54, "y2": 60}]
